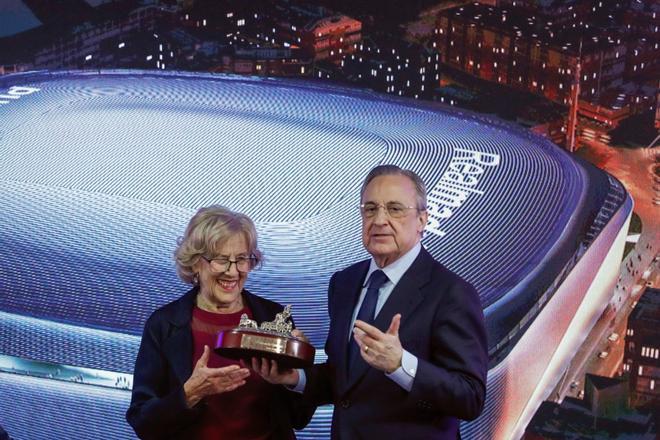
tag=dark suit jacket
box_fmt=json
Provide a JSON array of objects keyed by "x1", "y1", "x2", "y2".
[
  {"x1": 304, "y1": 248, "x2": 488, "y2": 439},
  {"x1": 126, "y1": 287, "x2": 314, "y2": 439}
]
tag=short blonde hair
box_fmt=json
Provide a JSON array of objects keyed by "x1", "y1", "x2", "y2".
[{"x1": 174, "y1": 205, "x2": 262, "y2": 284}]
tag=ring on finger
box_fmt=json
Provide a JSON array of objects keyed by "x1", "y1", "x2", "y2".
[{"x1": 364, "y1": 345, "x2": 369, "y2": 353}]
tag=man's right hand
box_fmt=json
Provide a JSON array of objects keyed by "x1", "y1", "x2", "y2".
[
  {"x1": 250, "y1": 329, "x2": 306, "y2": 386},
  {"x1": 251, "y1": 357, "x2": 299, "y2": 386},
  {"x1": 183, "y1": 345, "x2": 251, "y2": 408}
]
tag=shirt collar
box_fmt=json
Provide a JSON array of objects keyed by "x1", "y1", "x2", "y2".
[{"x1": 364, "y1": 242, "x2": 422, "y2": 287}]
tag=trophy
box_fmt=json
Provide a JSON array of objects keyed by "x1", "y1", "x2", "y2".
[{"x1": 214, "y1": 305, "x2": 315, "y2": 369}]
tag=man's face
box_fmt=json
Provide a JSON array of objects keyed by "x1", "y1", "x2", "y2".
[{"x1": 361, "y1": 174, "x2": 428, "y2": 267}]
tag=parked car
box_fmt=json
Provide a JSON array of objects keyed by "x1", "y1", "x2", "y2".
[
  {"x1": 598, "y1": 351, "x2": 609, "y2": 359},
  {"x1": 608, "y1": 332, "x2": 619, "y2": 342}
]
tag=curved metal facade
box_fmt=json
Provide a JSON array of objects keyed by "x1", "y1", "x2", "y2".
[{"x1": 0, "y1": 70, "x2": 629, "y2": 439}]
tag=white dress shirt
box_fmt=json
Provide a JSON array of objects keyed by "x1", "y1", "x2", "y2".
[{"x1": 293, "y1": 242, "x2": 421, "y2": 392}]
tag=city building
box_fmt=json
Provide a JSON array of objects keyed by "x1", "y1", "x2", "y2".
[
  {"x1": 524, "y1": 374, "x2": 657, "y2": 439},
  {"x1": 338, "y1": 34, "x2": 440, "y2": 99},
  {"x1": 300, "y1": 14, "x2": 362, "y2": 61},
  {"x1": 0, "y1": 0, "x2": 176, "y2": 70},
  {"x1": 436, "y1": 3, "x2": 626, "y2": 107},
  {"x1": 623, "y1": 287, "x2": 660, "y2": 409},
  {"x1": 216, "y1": 46, "x2": 312, "y2": 76}
]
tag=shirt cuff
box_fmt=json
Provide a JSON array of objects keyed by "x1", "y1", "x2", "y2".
[
  {"x1": 287, "y1": 369, "x2": 306, "y2": 393},
  {"x1": 385, "y1": 349, "x2": 417, "y2": 392}
]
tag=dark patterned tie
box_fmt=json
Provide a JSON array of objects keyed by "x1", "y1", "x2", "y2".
[{"x1": 347, "y1": 269, "x2": 389, "y2": 370}]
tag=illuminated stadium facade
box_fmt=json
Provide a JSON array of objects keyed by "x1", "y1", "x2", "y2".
[{"x1": 0, "y1": 71, "x2": 631, "y2": 439}]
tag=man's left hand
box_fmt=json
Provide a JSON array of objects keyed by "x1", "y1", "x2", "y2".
[{"x1": 353, "y1": 313, "x2": 403, "y2": 373}]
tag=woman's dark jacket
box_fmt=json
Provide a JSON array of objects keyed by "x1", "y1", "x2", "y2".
[{"x1": 126, "y1": 287, "x2": 315, "y2": 439}]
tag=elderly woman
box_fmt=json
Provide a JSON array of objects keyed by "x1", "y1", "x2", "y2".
[{"x1": 126, "y1": 206, "x2": 313, "y2": 439}]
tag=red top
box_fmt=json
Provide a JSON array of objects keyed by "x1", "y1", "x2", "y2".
[{"x1": 190, "y1": 306, "x2": 274, "y2": 440}]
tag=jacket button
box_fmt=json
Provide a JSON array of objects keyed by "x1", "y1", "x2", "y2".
[{"x1": 340, "y1": 399, "x2": 350, "y2": 408}]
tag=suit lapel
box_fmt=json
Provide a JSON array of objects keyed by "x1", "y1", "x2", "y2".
[
  {"x1": 373, "y1": 250, "x2": 431, "y2": 331},
  {"x1": 163, "y1": 324, "x2": 193, "y2": 384},
  {"x1": 343, "y1": 249, "x2": 432, "y2": 392},
  {"x1": 162, "y1": 288, "x2": 197, "y2": 385},
  {"x1": 331, "y1": 261, "x2": 369, "y2": 388}
]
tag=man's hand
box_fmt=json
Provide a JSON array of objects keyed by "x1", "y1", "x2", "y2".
[
  {"x1": 250, "y1": 358, "x2": 299, "y2": 386},
  {"x1": 250, "y1": 329, "x2": 306, "y2": 386},
  {"x1": 183, "y1": 345, "x2": 251, "y2": 408},
  {"x1": 353, "y1": 314, "x2": 403, "y2": 373}
]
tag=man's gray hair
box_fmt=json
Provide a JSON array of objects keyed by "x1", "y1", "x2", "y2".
[{"x1": 360, "y1": 165, "x2": 427, "y2": 210}]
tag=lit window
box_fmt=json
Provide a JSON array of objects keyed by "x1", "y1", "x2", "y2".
[
  {"x1": 639, "y1": 365, "x2": 643, "y2": 375},
  {"x1": 118, "y1": 42, "x2": 125, "y2": 49}
]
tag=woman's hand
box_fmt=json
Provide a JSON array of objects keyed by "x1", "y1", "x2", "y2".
[{"x1": 183, "y1": 345, "x2": 251, "y2": 407}]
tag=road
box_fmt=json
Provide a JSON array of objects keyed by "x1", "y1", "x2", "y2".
[{"x1": 551, "y1": 140, "x2": 659, "y2": 401}]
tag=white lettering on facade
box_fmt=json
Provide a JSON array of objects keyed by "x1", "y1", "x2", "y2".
[
  {"x1": 426, "y1": 148, "x2": 501, "y2": 237},
  {"x1": 0, "y1": 86, "x2": 41, "y2": 105}
]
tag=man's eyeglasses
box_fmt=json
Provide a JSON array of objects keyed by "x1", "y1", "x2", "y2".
[
  {"x1": 201, "y1": 255, "x2": 258, "y2": 273},
  {"x1": 359, "y1": 202, "x2": 421, "y2": 218}
]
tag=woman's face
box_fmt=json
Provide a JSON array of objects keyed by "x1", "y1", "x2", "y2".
[{"x1": 194, "y1": 233, "x2": 250, "y2": 313}]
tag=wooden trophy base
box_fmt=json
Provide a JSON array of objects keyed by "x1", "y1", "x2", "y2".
[{"x1": 215, "y1": 329, "x2": 315, "y2": 369}]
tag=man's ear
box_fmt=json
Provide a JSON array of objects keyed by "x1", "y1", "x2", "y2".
[{"x1": 418, "y1": 210, "x2": 429, "y2": 234}]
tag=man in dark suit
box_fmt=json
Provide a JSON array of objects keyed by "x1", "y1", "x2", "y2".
[{"x1": 257, "y1": 165, "x2": 488, "y2": 439}]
